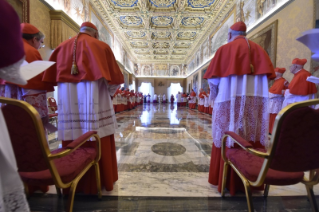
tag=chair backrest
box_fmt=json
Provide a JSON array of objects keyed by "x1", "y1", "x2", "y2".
[
  {"x1": 47, "y1": 97, "x2": 58, "y2": 111},
  {"x1": 269, "y1": 100, "x2": 319, "y2": 172},
  {"x1": 1, "y1": 98, "x2": 50, "y2": 172}
]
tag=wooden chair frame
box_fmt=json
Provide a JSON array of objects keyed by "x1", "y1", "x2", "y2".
[
  {"x1": 0, "y1": 97, "x2": 102, "y2": 212},
  {"x1": 221, "y1": 99, "x2": 319, "y2": 212}
]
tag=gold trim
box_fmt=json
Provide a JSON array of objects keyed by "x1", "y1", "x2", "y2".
[
  {"x1": 89, "y1": 3, "x2": 114, "y2": 38},
  {"x1": 50, "y1": 10, "x2": 80, "y2": 33}
]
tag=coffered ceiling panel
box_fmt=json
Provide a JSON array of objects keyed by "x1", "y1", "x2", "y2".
[{"x1": 94, "y1": 0, "x2": 235, "y2": 63}]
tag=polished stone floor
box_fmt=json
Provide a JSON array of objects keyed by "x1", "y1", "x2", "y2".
[{"x1": 43, "y1": 103, "x2": 319, "y2": 211}]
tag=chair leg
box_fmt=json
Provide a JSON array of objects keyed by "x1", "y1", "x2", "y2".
[
  {"x1": 67, "y1": 182, "x2": 78, "y2": 212},
  {"x1": 306, "y1": 185, "x2": 319, "y2": 212},
  {"x1": 94, "y1": 163, "x2": 102, "y2": 199},
  {"x1": 264, "y1": 184, "x2": 270, "y2": 198},
  {"x1": 221, "y1": 161, "x2": 229, "y2": 197},
  {"x1": 23, "y1": 182, "x2": 30, "y2": 199},
  {"x1": 243, "y1": 179, "x2": 254, "y2": 212},
  {"x1": 55, "y1": 185, "x2": 62, "y2": 198}
]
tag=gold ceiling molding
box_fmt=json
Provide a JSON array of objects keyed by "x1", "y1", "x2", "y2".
[{"x1": 185, "y1": 0, "x2": 236, "y2": 64}]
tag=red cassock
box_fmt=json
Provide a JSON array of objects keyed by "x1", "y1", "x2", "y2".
[
  {"x1": 182, "y1": 94, "x2": 187, "y2": 106},
  {"x1": 288, "y1": 69, "x2": 317, "y2": 95},
  {"x1": 188, "y1": 91, "x2": 196, "y2": 109},
  {"x1": 43, "y1": 33, "x2": 124, "y2": 193},
  {"x1": 198, "y1": 91, "x2": 206, "y2": 112},
  {"x1": 203, "y1": 36, "x2": 275, "y2": 196},
  {"x1": 268, "y1": 78, "x2": 286, "y2": 134}
]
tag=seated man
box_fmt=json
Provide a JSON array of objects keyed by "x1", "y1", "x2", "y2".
[{"x1": 282, "y1": 58, "x2": 317, "y2": 108}]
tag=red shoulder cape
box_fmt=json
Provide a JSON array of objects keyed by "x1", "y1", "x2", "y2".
[
  {"x1": 190, "y1": 91, "x2": 196, "y2": 97},
  {"x1": 42, "y1": 34, "x2": 124, "y2": 85},
  {"x1": 203, "y1": 36, "x2": 275, "y2": 79},
  {"x1": 288, "y1": 69, "x2": 317, "y2": 95},
  {"x1": 269, "y1": 78, "x2": 286, "y2": 95}
]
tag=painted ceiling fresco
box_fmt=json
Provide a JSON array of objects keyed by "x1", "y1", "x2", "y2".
[{"x1": 93, "y1": 0, "x2": 236, "y2": 64}]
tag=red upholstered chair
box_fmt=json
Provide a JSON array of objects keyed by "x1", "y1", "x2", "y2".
[
  {"x1": 47, "y1": 97, "x2": 58, "y2": 125},
  {"x1": 0, "y1": 97, "x2": 102, "y2": 212},
  {"x1": 220, "y1": 99, "x2": 319, "y2": 212}
]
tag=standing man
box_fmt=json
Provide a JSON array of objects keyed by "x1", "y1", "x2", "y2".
[
  {"x1": 203, "y1": 21, "x2": 275, "y2": 195},
  {"x1": 268, "y1": 68, "x2": 288, "y2": 134},
  {"x1": 188, "y1": 89, "x2": 197, "y2": 109},
  {"x1": 43, "y1": 22, "x2": 124, "y2": 192},
  {"x1": 162, "y1": 93, "x2": 167, "y2": 103},
  {"x1": 158, "y1": 93, "x2": 162, "y2": 104},
  {"x1": 1, "y1": 23, "x2": 55, "y2": 126},
  {"x1": 176, "y1": 91, "x2": 182, "y2": 107},
  {"x1": 170, "y1": 94, "x2": 175, "y2": 104},
  {"x1": 198, "y1": 88, "x2": 206, "y2": 112},
  {"x1": 153, "y1": 93, "x2": 158, "y2": 103},
  {"x1": 282, "y1": 58, "x2": 317, "y2": 108}
]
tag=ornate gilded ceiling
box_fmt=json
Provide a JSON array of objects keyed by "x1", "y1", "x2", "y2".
[{"x1": 93, "y1": 0, "x2": 235, "y2": 64}]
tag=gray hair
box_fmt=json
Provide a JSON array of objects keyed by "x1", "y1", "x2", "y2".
[
  {"x1": 229, "y1": 29, "x2": 246, "y2": 36},
  {"x1": 22, "y1": 31, "x2": 45, "y2": 41}
]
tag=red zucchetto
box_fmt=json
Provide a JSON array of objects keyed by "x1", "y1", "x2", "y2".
[
  {"x1": 21, "y1": 23, "x2": 39, "y2": 34},
  {"x1": 274, "y1": 68, "x2": 286, "y2": 74},
  {"x1": 80, "y1": 22, "x2": 98, "y2": 30},
  {"x1": 230, "y1": 21, "x2": 247, "y2": 32},
  {"x1": 292, "y1": 58, "x2": 307, "y2": 66}
]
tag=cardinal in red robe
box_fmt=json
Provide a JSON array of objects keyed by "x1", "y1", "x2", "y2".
[
  {"x1": 203, "y1": 21, "x2": 275, "y2": 196},
  {"x1": 43, "y1": 22, "x2": 124, "y2": 193}
]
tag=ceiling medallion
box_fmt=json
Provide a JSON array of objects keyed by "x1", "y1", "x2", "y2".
[
  {"x1": 173, "y1": 42, "x2": 191, "y2": 48},
  {"x1": 152, "y1": 42, "x2": 170, "y2": 48},
  {"x1": 151, "y1": 31, "x2": 172, "y2": 40},
  {"x1": 177, "y1": 31, "x2": 196, "y2": 40},
  {"x1": 149, "y1": 0, "x2": 176, "y2": 7},
  {"x1": 171, "y1": 55, "x2": 184, "y2": 59},
  {"x1": 134, "y1": 49, "x2": 150, "y2": 54},
  {"x1": 119, "y1": 16, "x2": 143, "y2": 26},
  {"x1": 154, "y1": 55, "x2": 168, "y2": 60},
  {"x1": 172, "y1": 50, "x2": 187, "y2": 55},
  {"x1": 151, "y1": 16, "x2": 173, "y2": 28},
  {"x1": 153, "y1": 49, "x2": 169, "y2": 55},
  {"x1": 181, "y1": 17, "x2": 204, "y2": 26},
  {"x1": 111, "y1": 0, "x2": 138, "y2": 7},
  {"x1": 187, "y1": 0, "x2": 215, "y2": 8},
  {"x1": 130, "y1": 41, "x2": 149, "y2": 48},
  {"x1": 138, "y1": 55, "x2": 152, "y2": 59},
  {"x1": 125, "y1": 31, "x2": 146, "y2": 39}
]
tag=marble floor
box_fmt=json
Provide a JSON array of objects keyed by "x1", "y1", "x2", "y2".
[{"x1": 47, "y1": 103, "x2": 319, "y2": 199}]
